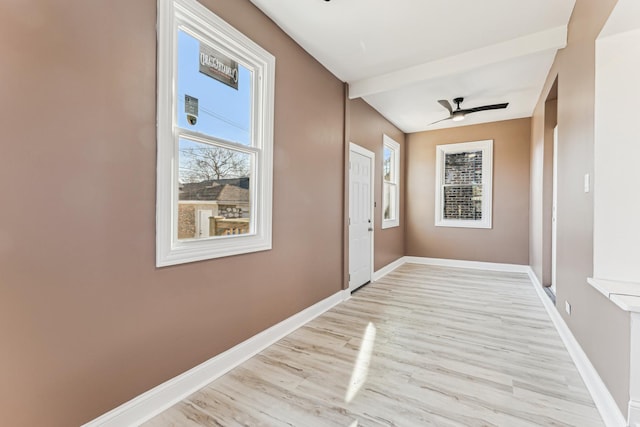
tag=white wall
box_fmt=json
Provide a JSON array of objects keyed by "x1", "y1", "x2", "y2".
[{"x1": 594, "y1": 27, "x2": 640, "y2": 283}]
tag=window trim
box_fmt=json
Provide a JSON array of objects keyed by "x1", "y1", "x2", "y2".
[
  {"x1": 434, "y1": 140, "x2": 493, "y2": 229},
  {"x1": 382, "y1": 135, "x2": 400, "y2": 229},
  {"x1": 156, "y1": 0, "x2": 275, "y2": 267}
]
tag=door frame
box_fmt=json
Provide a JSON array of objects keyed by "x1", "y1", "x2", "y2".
[
  {"x1": 551, "y1": 125, "x2": 558, "y2": 294},
  {"x1": 348, "y1": 142, "x2": 375, "y2": 292}
]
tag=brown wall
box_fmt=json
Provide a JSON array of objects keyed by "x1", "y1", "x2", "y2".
[
  {"x1": 347, "y1": 99, "x2": 406, "y2": 271},
  {"x1": 0, "y1": 1, "x2": 354, "y2": 425},
  {"x1": 406, "y1": 118, "x2": 530, "y2": 265},
  {"x1": 529, "y1": 0, "x2": 630, "y2": 412}
]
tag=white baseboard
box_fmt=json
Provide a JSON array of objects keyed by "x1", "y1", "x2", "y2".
[
  {"x1": 527, "y1": 268, "x2": 627, "y2": 427},
  {"x1": 83, "y1": 289, "x2": 350, "y2": 427},
  {"x1": 373, "y1": 256, "x2": 529, "y2": 281},
  {"x1": 630, "y1": 400, "x2": 640, "y2": 427},
  {"x1": 372, "y1": 257, "x2": 405, "y2": 281},
  {"x1": 403, "y1": 256, "x2": 530, "y2": 273}
]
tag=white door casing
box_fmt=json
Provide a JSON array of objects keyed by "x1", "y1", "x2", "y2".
[{"x1": 349, "y1": 143, "x2": 374, "y2": 292}]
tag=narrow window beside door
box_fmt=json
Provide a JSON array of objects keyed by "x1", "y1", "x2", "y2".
[{"x1": 382, "y1": 135, "x2": 400, "y2": 229}]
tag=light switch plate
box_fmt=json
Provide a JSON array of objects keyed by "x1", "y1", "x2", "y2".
[{"x1": 584, "y1": 173, "x2": 590, "y2": 193}]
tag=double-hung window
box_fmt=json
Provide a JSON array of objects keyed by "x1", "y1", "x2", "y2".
[
  {"x1": 435, "y1": 140, "x2": 493, "y2": 229},
  {"x1": 156, "y1": 0, "x2": 275, "y2": 266},
  {"x1": 382, "y1": 135, "x2": 400, "y2": 228}
]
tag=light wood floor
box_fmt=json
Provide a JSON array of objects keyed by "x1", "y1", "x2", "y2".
[{"x1": 144, "y1": 264, "x2": 604, "y2": 427}]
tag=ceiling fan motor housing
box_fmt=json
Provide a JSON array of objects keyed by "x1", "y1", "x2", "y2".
[{"x1": 430, "y1": 96, "x2": 508, "y2": 125}]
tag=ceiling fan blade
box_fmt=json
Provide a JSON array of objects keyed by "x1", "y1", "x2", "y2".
[
  {"x1": 428, "y1": 116, "x2": 452, "y2": 126},
  {"x1": 437, "y1": 99, "x2": 453, "y2": 114},
  {"x1": 462, "y1": 103, "x2": 509, "y2": 114}
]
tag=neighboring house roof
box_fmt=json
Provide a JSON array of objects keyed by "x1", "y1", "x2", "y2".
[
  {"x1": 179, "y1": 177, "x2": 249, "y2": 203},
  {"x1": 215, "y1": 184, "x2": 249, "y2": 203}
]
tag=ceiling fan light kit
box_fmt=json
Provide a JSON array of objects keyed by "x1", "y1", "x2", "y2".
[
  {"x1": 452, "y1": 111, "x2": 465, "y2": 122},
  {"x1": 430, "y1": 97, "x2": 509, "y2": 126}
]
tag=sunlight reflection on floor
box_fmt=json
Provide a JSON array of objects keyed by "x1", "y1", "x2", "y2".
[{"x1": 345, "y1": 322, "x2": 376, "y2": 403}]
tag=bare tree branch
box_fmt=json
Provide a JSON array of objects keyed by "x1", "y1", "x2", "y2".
[{"x1": 179, "y1": 145, "x2": 249, "y2": 182}]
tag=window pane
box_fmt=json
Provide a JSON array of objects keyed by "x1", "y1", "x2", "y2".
[
  {"x1": 383, "y1": 182, "x2": 396, "y2": 221},
  {"x1": 444, "y1": 151, "x2": 482, "y2": 185},
  {"x1": 177, "y1": 29, "x2": 252, "y2": 145},
  {"x1": 178, "y1": 138, "x2": 251, "y2": 240},
  {"x1": 383, "y1": 146, "x2": 392, "y2": 182},
  {"x1": 443, "y1": 185, "x2": 482, "y2": 220}
]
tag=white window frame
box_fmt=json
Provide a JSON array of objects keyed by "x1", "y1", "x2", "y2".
[
  {"x1": 156, "y1": 0, "x2": 275, "y2": 267},
  {"x1": 435, "y1": 140, "x2": 493, "y2": 229},
  {"x1": 382, "y1": 135, "x2": 400, "y2": 229}
]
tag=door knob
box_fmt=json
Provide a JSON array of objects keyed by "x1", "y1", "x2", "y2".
[{"x1": 368, "y1": 227, "x2": 373, "y2": 232}]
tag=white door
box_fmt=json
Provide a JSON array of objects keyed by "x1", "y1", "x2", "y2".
[
  {"x1": 349, "y1": 144, "x2": 374, "y2": 292},
  {"x1": 551, "y1": 126, "x2": 558, "y2": 294},
  {"x1": 197, "y1": 209, "x2": 213, "y2": 238}
]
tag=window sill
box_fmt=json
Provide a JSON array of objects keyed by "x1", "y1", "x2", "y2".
[
  {"x1": 587, "y1": 277, "x2": 640, "y2": 313},
  {"x1": 435, "y1": 220, "x2": 492, "y2": 229},
  {"x1": 382, "y1": 220, "x2": 399, "y2": 229}
]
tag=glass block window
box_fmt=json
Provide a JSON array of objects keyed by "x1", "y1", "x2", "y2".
[
  {"x1": 435, "y1": 140, "x2": 493, "y2": 228},
  {"x1": 443, "y1": 151, "x2": 483, "y2": 220}
]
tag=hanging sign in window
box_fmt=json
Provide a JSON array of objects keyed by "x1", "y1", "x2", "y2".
[{"x1": 199, "y1": 43, "x2": 239, "y2": 90}]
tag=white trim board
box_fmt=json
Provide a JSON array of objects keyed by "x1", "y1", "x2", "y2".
[
  {"x1": 82, "y1": 289, "x2": 350, "y2": 427},
  {"x1": 403, "y1": 256, "x2": 530, "y2": 273},
  {"x1": 373, "y1": 256, "x2": 529, "y2": 282},
  {"x1": 372, "y1": 256, "x2": 405, "y2": 281},
  {"x1": 373, "y1": 256, "x2": 529, "y2": 281},
  {"x1": 527, "y1": 269, "x2": 626, "y2": 427}
]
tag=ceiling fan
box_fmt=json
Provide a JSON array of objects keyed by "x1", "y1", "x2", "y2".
[{"x1": 430, "y1": 97, "x2": 509, "y2": 125}]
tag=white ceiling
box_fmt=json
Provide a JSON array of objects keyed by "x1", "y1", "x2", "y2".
[{"x1": 249, "y1": 0, "x2": 576, "y2": 133}]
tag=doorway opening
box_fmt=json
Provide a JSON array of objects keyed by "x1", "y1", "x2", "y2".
[{"x1": 544, "y1": 78, "x2": 558, "y2": 297}]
